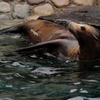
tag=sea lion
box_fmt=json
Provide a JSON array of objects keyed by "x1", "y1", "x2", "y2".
[
  {"x1": 0, "y1": 20, "x2": 79, "y2": 59},
  {"x1": 68, "y1": 22, "x2": 100, "y2": 61},
  {"x1": 0, "y1": 20, "x2": 75, "y2": 43},
  {"x1": 16, "y1": 21, "x2": 100, "y2": 61}
]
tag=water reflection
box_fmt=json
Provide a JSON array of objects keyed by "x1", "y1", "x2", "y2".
[{"x1": 0, "y1": 34, "x2": 100, "y2": 100}]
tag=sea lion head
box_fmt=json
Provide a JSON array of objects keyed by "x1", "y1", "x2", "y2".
[
  {"x1": 68, "y1": 22, "x2": 100, "y2": 60},
  {"x1": 68, "y1": 22, "x2": 100, "y2": 43}
]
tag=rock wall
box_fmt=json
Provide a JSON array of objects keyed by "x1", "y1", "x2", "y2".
[{"x1": 0, "y1": 0, "x2": 99, "y2": 20}]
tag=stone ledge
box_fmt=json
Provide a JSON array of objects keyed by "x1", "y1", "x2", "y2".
[{"x1": 0, "y1": 0, "x2": 98, "y2": 20}]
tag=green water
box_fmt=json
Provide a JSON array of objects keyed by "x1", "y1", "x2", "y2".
[{"x1": 0, "y1": 34, "x2": 100, "y2": 100}]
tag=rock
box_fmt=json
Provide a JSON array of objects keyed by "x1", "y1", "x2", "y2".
[
  {"x1": 0, "y1": 2, "x2": 11, "y2": 13},
  {"x1": 26, "y1": 15, "x2": 40, "y2": 20},
  {"x1": 27, "y1": 0, "x2": 46, "y2": 5},
  {"x1": 3, "y1": 0, "x2": 13, "y2": 2},
  {"x1": 0, "y1": 14, "x2": 10, "y2": 20},
  {"x1": 13, "y1": 4, "x2": 30, "y2": 19},
  {"x1": 97, "y1": 0, "x2": 100, "y2": 6},
  {"x1": 17, "y1": 0, "x2": 25, "y2": 1},
  {"x1": 0, "y1": 19, "x2": 23, "y2": 29},
  {"x1": 32, "y1": 4, "x2": 55, "y2": 16},
  {"x1": 73, "y1": 0, "x2": 94, "y2": 6},
  {"x1": 39, "y1": 6, "x2": 100, "y2": 27},
  {"x1": 50, "y1": 0, "x2": 70, "y2": 8}
]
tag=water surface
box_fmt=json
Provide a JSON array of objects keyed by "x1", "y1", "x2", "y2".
[{"x1": 0, "y1": 34, "x2": 100, "y2": 100}]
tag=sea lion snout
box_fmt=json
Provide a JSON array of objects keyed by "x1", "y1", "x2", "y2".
[
  {"x1": 68, "y1": 22, "x2": 86, "y2": 34},
  {"x1": 68, "y1": 22, "x2": 100, "y2": 41},
  {"x1": 68, "y1": 22, "x2": 81, "y2": 40}
]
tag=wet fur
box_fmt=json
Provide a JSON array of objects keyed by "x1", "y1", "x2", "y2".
[
  {"x1": 1, "y1": 20, "x2": 100, "y2": 61},
  {"x1": 0, "y1": 20, "x2": 79, "y2": 60},
  {"x1": 68, "y1": 22, "x2": 100, "y2": 60}
]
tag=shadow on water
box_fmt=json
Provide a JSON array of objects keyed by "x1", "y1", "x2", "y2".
[{"x1": 0, "y1": 34, "x2": 100, "y2": 100}]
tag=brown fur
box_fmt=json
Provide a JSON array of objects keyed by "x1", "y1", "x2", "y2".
[
  {"x1": 1, "y1": 20, "x2": 100, "y2": 61},
  {"x1": 2, "y1": 20, "x2": 78, "y2": 60},
  {"x1": 68, "y1": 22, "x2": 100, "y2": 60}
]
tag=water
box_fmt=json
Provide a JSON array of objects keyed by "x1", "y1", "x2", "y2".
[{"x1": 0, "y1": 34, "x2": 100, "y2": 100}]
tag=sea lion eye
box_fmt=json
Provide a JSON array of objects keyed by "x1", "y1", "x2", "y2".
[{"x1": 80, "y1": 26, "x2": 86, "y2": 31}]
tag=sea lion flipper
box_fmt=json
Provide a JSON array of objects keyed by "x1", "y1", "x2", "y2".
[{"x1": 15, "y1": 39, "x2": 63, "y2": 53}]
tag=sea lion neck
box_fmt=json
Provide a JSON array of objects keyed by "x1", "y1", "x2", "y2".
[
  {"x1": 79, "y1": 43, "x2": 100, "y2": 60},
  {"x1": 78, "y1": 32, "x2": 100, "y2": 60},
  {"x1": 68, "y1": 21, "x2": 100, "y2": 60}
]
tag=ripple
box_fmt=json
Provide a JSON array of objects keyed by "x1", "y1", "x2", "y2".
[
  {"x1": 11, "y1": 62, "x2": 26, "y2": 68},
  {"x1": 68, "y1": 96, "x2": 100, "y2": 100},
  {"x1": 0, "y1": 33, "x2": 99, "y2": 99},
  {"x1": 70, "y1": 89, "x2": 77, "y2": 93},
  {"x1": 0, "y1": 98, "x2": 13, "y2": 100},
  {"x1": 31, "y1": 67, "x2": 67, "y2": 75}
]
